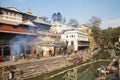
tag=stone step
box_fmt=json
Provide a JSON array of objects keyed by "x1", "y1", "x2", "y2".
[
  {"x1": 22, "y1": 68, "x2": 47, "y2": 76},
  {"x1": 22, "y1": 71, "x2": 48, "y2": 79}
]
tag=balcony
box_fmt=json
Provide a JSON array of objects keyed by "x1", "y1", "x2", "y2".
[{"x1": 0, "y1": 25, "x2": 37, "y2": 35}]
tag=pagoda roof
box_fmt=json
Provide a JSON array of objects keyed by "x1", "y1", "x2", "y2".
[
  {"x1": 21, "y1": 20, "x2": 36, "y2": 27},
  {"x1": 33, "y1": 17, "x2": 50, "y2": 25},
  {"x1": 6, "y1": 7, "x2": 20, "y2": 12}
]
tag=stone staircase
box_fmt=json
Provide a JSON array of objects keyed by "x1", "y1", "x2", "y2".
[
  {"x1": 1, "y1": 57, "x2": 71, "y2": 80},
  {"x1": 21, "y1": 57, "x2": 70, "y2": 79}
]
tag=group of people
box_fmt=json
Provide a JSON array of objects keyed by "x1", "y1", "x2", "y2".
[
  {"x1": 2, "y1": 66, "x2": 23, "y2": 80},
  {"x1": 97, "y1": 65, "x2": 114, "y2": 77}
]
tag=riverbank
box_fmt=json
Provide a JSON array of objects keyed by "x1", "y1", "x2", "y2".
[
  {"x1": 0, "y1": 56, "x2": 73, "y2": 80},
  {"x1": 27, "y1": 60, "x2": 111, "y2": 80}
]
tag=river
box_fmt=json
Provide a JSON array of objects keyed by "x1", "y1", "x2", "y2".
[{"x1": 26, "y1": 60, "x2": 110, "y2": 80}]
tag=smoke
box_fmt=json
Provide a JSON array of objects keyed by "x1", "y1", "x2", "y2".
[
  {"x1": 9, "y1": 35, "x2": 33, "y2": 56},
  {"x1": 9, "y1": 35, "x2": 23, "y2": 55}
]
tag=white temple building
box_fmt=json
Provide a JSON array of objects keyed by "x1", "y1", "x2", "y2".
[{"x1": 61, "y1": 28, "x2": 90, "y2": 51}]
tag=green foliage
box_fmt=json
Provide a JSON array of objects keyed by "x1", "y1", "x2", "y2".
[
  {"x1": 77, "y1": 64, "x2": 90, "y2": 73},
  {"x1": 91, "y1": 26, "x2": 102, "y2": 45},
  {"x1": 87, "y1": 16, "x2": 120, "y2": 47},
  {"x1": 101, "y1": 27, "x2": 120, "y2": 47},
  {"x1": 93, "y1": 50, "x2": 111, "y2": 60}
]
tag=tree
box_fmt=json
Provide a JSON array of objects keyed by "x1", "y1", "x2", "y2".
[
  {"x1": 51, "y1": 13, "x2": 57, "y2": 22},
  {"x1": 51, "y1": 12, "x2": 64, "y2": 23},
  {"x1": 102, "y1": 27, "x2": 120, "y2": 47},
  {"x1": 86, "y1": 16, "x2": 102, "y2": 46},
  {"x1": 68, "y1": 19, "x2": 79, "y2": 28},
  {"x1": 62, "y1": 17, "x2": 66, "y2": 24},
  {"x1": 86, "y1": 16, "x2": 101, "y2": 27},
  {"x1": 56, "y1": 12, "x2": 62, "y2": 22}
]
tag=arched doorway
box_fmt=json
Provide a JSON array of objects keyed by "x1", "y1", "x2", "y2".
[{"x1": 4, "y1": 46, "x2": 10, "y2": 60}]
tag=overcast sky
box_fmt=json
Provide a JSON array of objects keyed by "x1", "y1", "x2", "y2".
[{"x1": 0, "y1": 0, "x2": 120, "y2": 29}]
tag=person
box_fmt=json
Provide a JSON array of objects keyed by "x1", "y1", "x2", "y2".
[
  {"x1": 108, "y1": 67, "x2": 113, "y2": 74},
  {"x1": 23, "y1": 54, "x2": 26, "y2": 59},
  {"x1": 0, "y1": 55, "x2": 2, "y2": 62},
  {"x1": 49, "y1": 50, "x2": 52, "y2": 56},
  {"x1": 74, "y1": 50, "x2": 77, "y2": 55},
  {"x1": 20, "y1": 53, "x2": 23, "y2": 59},
  {"x1": 58, "y1": 48, "x2": 61, "y2": 55},
  {"x1": 9, "y1": 70, "x2": 12, "y2": 80},
  {"x1": 36, "y1": 53, "x2": 40, "y2": 59},
  {"x1": 9, "y1": 69, "x2": 15, "y2": 80}
]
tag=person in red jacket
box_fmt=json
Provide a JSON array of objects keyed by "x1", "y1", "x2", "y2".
[
  {"x1": 0, "y1": 55, "x2": 2, "y2": 62},
  {"x1": 108, "y1": 67, "x2": 113, "y2": 74}
]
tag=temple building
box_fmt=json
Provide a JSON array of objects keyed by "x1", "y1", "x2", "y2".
[
  {"x1": 0, "y1": 7, "x2": 51, "y2": 60},
  {"x1": 61, "y1": 28, "x2": 90, "y2": 51},
  {"x1": 50, "y1": 22, "x2": 74, "y2": 33}
]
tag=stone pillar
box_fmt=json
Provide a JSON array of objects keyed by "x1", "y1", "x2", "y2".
[{"x1": 74, "y1": 41, "x2": 78, "y2": 51}]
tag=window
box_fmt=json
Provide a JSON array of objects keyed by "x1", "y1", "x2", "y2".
[
  {"x1": 66, "y1": 35, "x2": 68, "y2": 38},
  {"x1": 70, "y1": 35, "x2": 73, "y2": 38},
  {"x1": 66, "y1": 41, "x2": 68, "y2": 45},
  {"x1": 71, "y1": 35, "x2": 74, "y2": 37},
  {"x1": 13, "y1": 26, "x2": 17, "y2": 29},
  {"x1": 0, "y1": 24, "x2": 2, "y2": 29},
  {"x1": 71, "y1": 41, "x2": 74, "y2": 45}
]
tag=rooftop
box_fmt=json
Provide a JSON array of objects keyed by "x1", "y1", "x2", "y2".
[
  {"x1": 21, "y1": 20, "x2": 36, "y2": 27},
  {"x1": 33, "y1": 17, "x2": 50, "y2": 25}
]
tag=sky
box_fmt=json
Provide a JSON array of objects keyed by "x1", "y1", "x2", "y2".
[{"x1": 0, "y1": 0, "x2": 120, "y2": 29}]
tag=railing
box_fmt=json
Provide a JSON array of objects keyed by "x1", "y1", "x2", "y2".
[{"x1": 37, "y1": 31, "x2": 61, "y2": 36}]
